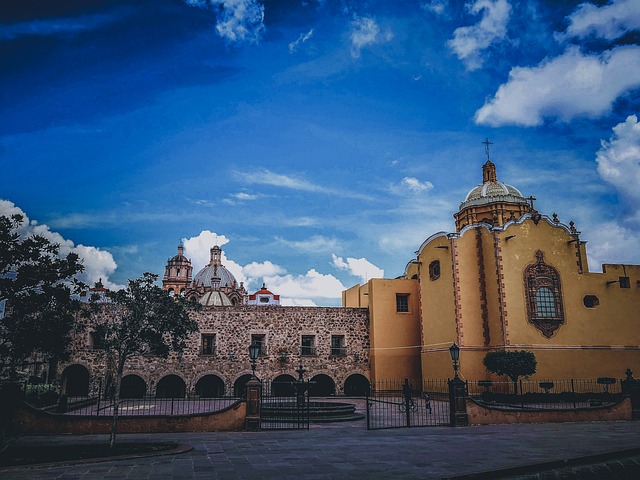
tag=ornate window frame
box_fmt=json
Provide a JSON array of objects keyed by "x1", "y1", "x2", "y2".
[{"x1": 524, "y1": 250, "x2": 565, "y2": 338}]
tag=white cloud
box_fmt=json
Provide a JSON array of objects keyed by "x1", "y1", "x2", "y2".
[
  {"x1": 332, "y1": 254, "x2": 384, "y2": 283},
  {"x1": 264, "y1": 269, "x2": 346, "y2": 300},
  {"x1": 242, "y1": 260, "x2": 286, "y2": 278},
  {"x1": 558, "y1": 0, "x2": 640, "y2": 41},
  {"x1": 275, "y1": 235, "x2": 340, "y2": 253},
  {"x1": 289, "y1": 29, "x2": 314, "y2": 53},
  {"x1": 0, "y1": 199, "x2": 121, "y2": 289},
  {"x1": 399, "y1": 177, "x2": 434, "y2": 193},
  {"x1": 350, "y1": 16, "x2": 392, "y2": 59},
  {"x1": 475, "y1": 45, "x2": 640, "y2": 126},
  {"x1": 596, "y1": 114, "x2": 640, "y2": 203},
  {"x1": 421, "y1": 0, "x2": 449, "y2": 16},
  {"x1": 448, "y1": 0, "x2": 511, "y2": 71},
  {"x1": 182, "y1": 230, "x2": 231, "y2": 273},
  {"x1": 234, "y1": 168, "x2": 374, "y2": 200},
  {"x1": 185, "y1": 0, "x2": 264, "y2": 43},
  {"x1": 585, "y1": 221, "x2": 640, "y2": 271}
]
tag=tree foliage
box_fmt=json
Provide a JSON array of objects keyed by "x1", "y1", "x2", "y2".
[
  {"x1": 0, "y1": 214, "x2": 84, "y2": 378},
  {"x1": 483, "y1": 350, "x2": 537, "y2": 394},
  {"x1": 90, "y1": 273, "x2": 200, "y2": 447}
]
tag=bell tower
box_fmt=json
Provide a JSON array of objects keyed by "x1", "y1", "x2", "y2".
[{"x1": 162, "y1": 245, "x2": 193, "y2": 297}]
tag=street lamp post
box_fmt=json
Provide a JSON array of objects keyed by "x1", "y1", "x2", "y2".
[
  {"x1": 448, "y1": 341, "x2": 468, "y2": 427},
  {"x1": 245, "y1": 341, "x2": 262, "y2": 431}
]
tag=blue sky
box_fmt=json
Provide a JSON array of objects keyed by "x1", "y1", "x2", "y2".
[{"x1": 1, "y1": 0, "x2": 640, "y2": 306}]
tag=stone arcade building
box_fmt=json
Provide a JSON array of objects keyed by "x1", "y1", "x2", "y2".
[{"x1": 57, "y1": 246, "x2": 372, "y2": 399}]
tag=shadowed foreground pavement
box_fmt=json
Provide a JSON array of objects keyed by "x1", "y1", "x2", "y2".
[{"x1": 2, "y1": 420, "x2": 640, "y2": 479}]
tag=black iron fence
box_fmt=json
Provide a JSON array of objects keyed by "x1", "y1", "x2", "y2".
[
  {"x1": 261, "y1": 381, "x2": 310, "y2": 430},
  {"x1": 366, "y1": 378, "x2": 450, "y2": 430},
  {"x1": 467, "y1": 378, "x2": 624, "y2": 409},
  {"x1": 23, "y1": 383, "x2": 240, "y2": 417}
]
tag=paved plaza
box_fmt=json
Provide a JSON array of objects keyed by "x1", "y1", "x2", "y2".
[{"x1": 2, "y1": 419, "x2": 640, "y2": 479}]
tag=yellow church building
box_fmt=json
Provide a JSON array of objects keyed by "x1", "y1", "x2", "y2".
[{"x1": 344, "y1": 154, "x2": 640, "y2": 382}]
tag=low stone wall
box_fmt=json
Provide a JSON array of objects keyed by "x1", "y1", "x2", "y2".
[
  {"x1": 467, "y1": 397, "x2": 632, "y2": 425},
  {"x1": 10, "y1": 400, "x2": 246, "y2": 435}
]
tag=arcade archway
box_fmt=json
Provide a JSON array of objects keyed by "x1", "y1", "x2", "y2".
[
  {"x1": 120, "y1": 374, "x2": 146, "y2": 398},
  {"x1": 156, "y1": 374, "x2": 186, "y2": 398},
  {"x1": 195, "y1": 375, "x2": 225, "y2": 397},
  {"x1": 344, "y1": 374, "x2": 370, "y2": 396},
  {"x1": 309, "y1": 374, "x2": 335, "y2": 396},
  {"x1": 60, "y1": 364, "x2": 90, "y2": 396}
]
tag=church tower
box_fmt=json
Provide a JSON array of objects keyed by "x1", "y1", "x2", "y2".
[
  {"x1": 162, "y1": 245, "x2": 193, "y2": 297},
  {"x1": 454, "y1": 158, "x2": 532, "y2": 232}
]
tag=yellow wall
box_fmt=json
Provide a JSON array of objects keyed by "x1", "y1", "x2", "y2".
[{"x1": 367, "y1": 278, "x2": 421, "y2": 383}]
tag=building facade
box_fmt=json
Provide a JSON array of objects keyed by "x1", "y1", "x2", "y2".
[
  {"x1": 58, "y1": 247, "x2": 371, "y2": 398},
  {"x1": 344, "y1": 158, "x2": 640, "y2": 382}
]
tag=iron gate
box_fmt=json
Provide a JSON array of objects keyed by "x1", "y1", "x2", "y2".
[
  {"x1": 366, "y1": 378, "x2": 450, "y2": 430},
  {"x1": 260, "y1": 382, "x2": 310, "y2": 430}
]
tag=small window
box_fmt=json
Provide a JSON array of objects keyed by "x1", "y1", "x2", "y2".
[
  {"x1": 251, "y1": 334, "x2": 266, "y2": 355},
  {"x1": 260, "y1": 296, "x2": 270, "y2": 303},
  {"x1": 201, "y1": 334, "x2": 216, "y2": 355},
  {"x1": 583, "y1": 295, "x2": 600, "y2": 308},
  {"x1": 331, "y1": 335, "x2": 346, "y2": 357},
  {"x1": 619, "y1": 276, "x2": 630, "y2": 288},
  {"x1": 91, "y1": 331, "x2": 105, "y2": 350},
  {"x1": 301, "y1": 335, "x2": 316, "y2": 356},
  {"x1": 176, "y1": 268, "x2": 181, "y2": 277},
  {"x1": 396, "y1": 294, "x2": 409, "y2": 313},
  {"x1": 168, "y1": 288, "x2": 174, "y2": 297},
  {"x1": 429, "y1": 260, "x2": 441, "y2": 280}
]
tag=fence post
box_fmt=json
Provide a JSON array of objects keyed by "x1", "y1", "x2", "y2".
[
  {"x1": 621, "y1": 369, "x2": 640, "y2": 420},
  {"x1": 365, "y1": 389, "x2": 371, "y2": 430},
  {"x1": 448, "y1": 377, "x2": 468, "y2": 427},
  {"x1": 403, "y1": 379, "x2": 412, "y2": 427},
  {"x1": 245, "y1": 376, "x2": 262, "y2": 431}
]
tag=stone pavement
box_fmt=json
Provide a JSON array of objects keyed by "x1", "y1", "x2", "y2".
[{"x1": 1, "y1": 420, "x2": 640, "y2": 479}]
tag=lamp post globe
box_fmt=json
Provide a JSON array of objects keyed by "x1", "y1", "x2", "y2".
[
  {"x1": 248, "y1": 342, "x2": 260, "y2": 377},
  {"x1": 449, "y1": 342, "x2": 460, "y2": 378}
]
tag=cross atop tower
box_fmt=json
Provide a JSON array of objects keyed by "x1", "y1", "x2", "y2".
[{"x1": 481, "y1": 138, "x2": 493, "y2": 161}]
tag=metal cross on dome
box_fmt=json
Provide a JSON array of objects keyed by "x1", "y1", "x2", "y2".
[{"x1": 482, "y1": 138, "x2": 493, "y2": 161}]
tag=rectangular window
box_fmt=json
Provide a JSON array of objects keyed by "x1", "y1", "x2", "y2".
[
  {"x1": 619, "y1": 276, "x2": 630, "y2": 288},
  {"x1": 251, "y1": 334, "x2": 267, "y2": 355},
  {"x1": 201, "y1": 334, "x2": 216, "y2": 355},
  {"x1": 396, "y1": 294, "x2": 409, "y2": 313},
  {"x1": 91, "y1": 331, "x2": 105, "y2": 350},
  {"x1": 331, "y1": 335, "x2": 346, "y2": 357},
  {"x1": 301, "y1": 335, "x2": 316, "y2": 356}
]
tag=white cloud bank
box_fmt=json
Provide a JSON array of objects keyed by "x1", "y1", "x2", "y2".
[
  {"x1": 559, "y1": 0, "x2": 640, "y2": 41},
  {"x1": 448, "y1": 0, "x2": 511, "y2": 71},
  {"x1": 332, "y1": 254, "x2": 384, "y2": 284},
  {"x1": 596, "y1": 114, "x2": 640, "y2": 203},
  {"x1": 0, "y1": 199, "x2": 120, "y2": 289},
  {"x1": 289, "y1": 29, "x2": 314, "y2": 53},
  {"x1": 475, "y1": 45, "x2": 640, "y2": 126},
  {"x1": 185, "y1": 0, "x2": 265, "y2": 43},
  {"x1": 182, "y1": 230, "x2": 350, "y2": 305}
]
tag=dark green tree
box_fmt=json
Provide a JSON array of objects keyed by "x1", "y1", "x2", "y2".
[
  {"x1": 0, "y1": 214, "x2": 84, "y2": 379},
  {"x1": 90, "y1": 273, "x2": 200, "y2": 448},
  {"x1": 483, "y1": 350, "x2": 537, "y2": 394}
]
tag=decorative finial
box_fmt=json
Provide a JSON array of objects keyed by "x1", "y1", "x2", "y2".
[{"x1": 481, "y1": 138, "x2": 493, "y2": 161}]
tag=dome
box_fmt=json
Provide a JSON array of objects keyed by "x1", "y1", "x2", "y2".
[
  {"x1": 192, "y1": 263, "x2": 238, "y2": 289},
  {"x1": 191, "y1": 245, "x2": 238, "y2": 290},
  {"x1": 198, "y1": 291, "x2": 233, "y2": 306},
  {"x1": 459, "y1": 160, "x2": 527, "y2": 209}
]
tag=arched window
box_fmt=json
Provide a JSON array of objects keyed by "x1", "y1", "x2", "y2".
[
  {"x1": 429, "y1": 260, "x2": 441, "y2": 280},
  {"x1": 524, "y1": 251, "x2": 564, "y2": 338}
]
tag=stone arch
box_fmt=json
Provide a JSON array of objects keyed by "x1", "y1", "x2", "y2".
[
  {"x1": 156, "y1": 374, "x2": 186, "y2": 398},
  {"x1": 271, "y1": 374, "x2": 296, "y2": 396},
  {"x1": 344, "y1": 374, "x2": 370, "y2": 396},
  {"x1": 120, "y1": 374, "x2": 146, "y2": 398},
  {"x1": 195, "y1": 374, "x2": 226, "y2": 397},
  {"x1": 60, "y1": 364, "x2": 90, "y2": 396},
  {"x1": 309, "y1": 374, "x2": 336, "y2": 397},
  {"x1": 233, "y1": 374, "x2": 253, "y2": 398}
]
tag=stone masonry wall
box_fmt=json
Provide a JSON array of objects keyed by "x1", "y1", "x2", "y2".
[{"x1": 59, "y1": 306, "x2": 370, "y2": 396}]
